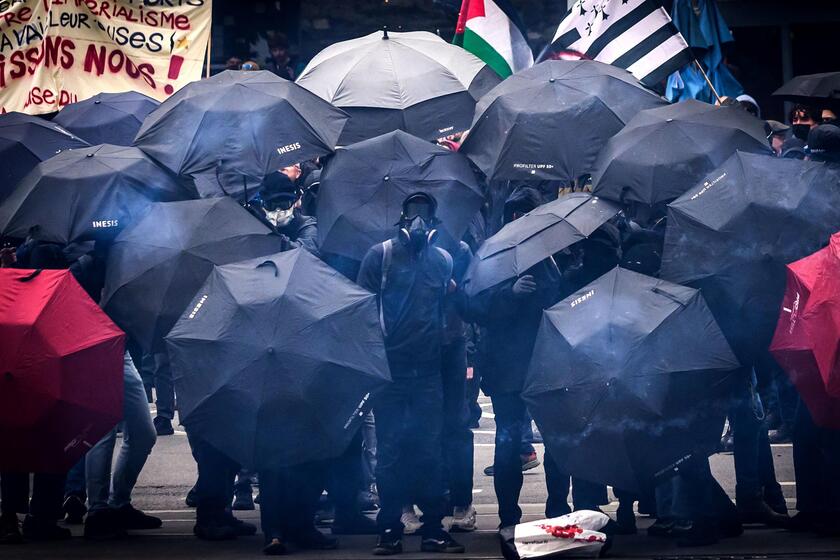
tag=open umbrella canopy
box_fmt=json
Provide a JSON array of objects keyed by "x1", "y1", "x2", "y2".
[
  {"x1": 0, "y1": 144, "x2": 186, "y2": 244},
  {"x1": 166, "y1": 248, "x2": 391, "y2": 469},
  {"x1": 317, "y1": 130, "x2": 484, "y2": 262},
  {"x1": 661, "y1": 152, "x2": 840, "y2": 365},
  {"x1": 296, "y1": 30, "x2": 500, "y2": 145},
  {"x1": 102, "y1": 197, "x2": 288, "y2": 352},
  {"x1": 0, "y1": 112, "x2": 89, "y2": 203},
  {"x1": 771, "y1": 232, "x2": 840, "y2": 429},
  {"x1": 462, "y1": 193, "x2": 620, "y2": 297},
  {"x1": 459, "y1": 60, "x2": 668, "y2": 183},
  {"x1": 0, "y1": 269, "x2": 124, "y2": 473},
  {"x1": 523, "y1": 267, "x2": 739, "y2": 493},
  {"x1": 134, "y1": 70, "x2": 348, "y2": 199},
  {"x1": 591, "y1": 100, "x2": 773, "y2": 206},
  {"x1": 53, "y1": 91, "x2": 160, "y2": 146},
  {"x1": 773, "y1": 72, "x2": 840, "y2": 102}
]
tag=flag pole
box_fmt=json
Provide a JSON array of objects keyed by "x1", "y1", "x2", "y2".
[
  {"x1": 205, "y1": 34, "x2": 212, "y2": 79},
  {"x1": 693, "y1": 59, "x2": 722, "y2": 104}
]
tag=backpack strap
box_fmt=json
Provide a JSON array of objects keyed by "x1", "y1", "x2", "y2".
[{"x1": 378, "y1": 240, "x2": 393, "y2": 337}]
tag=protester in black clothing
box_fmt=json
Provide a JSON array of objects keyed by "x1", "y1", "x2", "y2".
[
  {"x1": 259, "y1": 167, "x2": 319, "y2": 254},
  {"x1": 357, "y1": 192, "x2": 464, "y2": 555},
  {"x1": 264, "y1": 34, "x2": 299, "y2": 81},
  {"x1": 807, "y1": 124, "x2": 840, "y2": 165}
]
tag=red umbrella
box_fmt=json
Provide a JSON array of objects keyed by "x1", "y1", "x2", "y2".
[
  {"x1": 770, "y1": 232, "x2": 840, "y2": 429},
  {"x1": 0, "y1": 268, "x2": 125, "y2": 473}
]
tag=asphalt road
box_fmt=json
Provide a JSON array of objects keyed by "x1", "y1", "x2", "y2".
[{"x1": 8, "y1": 394, "x2": 840, "y2": 560}]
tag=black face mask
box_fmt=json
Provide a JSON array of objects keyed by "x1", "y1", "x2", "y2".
[
  {"x1": 399, "y1": 216, "x2": 436, "y2": 253},
  {"x1": 792, "y1": 124, "x2": 811, "y2": 141}
]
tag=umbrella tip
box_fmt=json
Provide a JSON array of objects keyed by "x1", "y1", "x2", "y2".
[
  {"x1": 382, "y1": 26, "x2": 389, "y2": 39},
  {"x1": 86, "y1": 153, "x2": 95, "y2": 157},
  {"x1": 549, "y1": 78, "x2": 556, "y2": 83},
  {"x1": 666, "y1": 118, "x2": 674, "y2": 123},
  {"x1": 94, "y1": 100, "x2": 101, "y2": 104}
]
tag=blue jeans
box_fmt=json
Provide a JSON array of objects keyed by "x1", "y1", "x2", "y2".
[
  {"x1": 86, "y1": 353, "x2": 156, "y2": 512},
  {"x1": 374, "y1": 369, "x2": 445, "y2": 536}
]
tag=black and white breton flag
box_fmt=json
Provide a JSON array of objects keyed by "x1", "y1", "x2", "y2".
[{"x1": 539, "y1": 0, "x2": 693, "y2": 87}]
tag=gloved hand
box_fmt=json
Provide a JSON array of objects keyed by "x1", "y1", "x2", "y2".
[{"x1": 512, "y1": 274, "x2": 537, "y2": 295}]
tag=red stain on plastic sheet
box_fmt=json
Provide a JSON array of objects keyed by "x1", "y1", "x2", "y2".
[{"x1": 164, "y1": 56, "x2": 184, "y2": 95}]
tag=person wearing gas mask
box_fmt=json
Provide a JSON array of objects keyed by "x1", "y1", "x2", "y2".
[
  {"x1": 357, "y1": 193, "x2": 464, "y2": 555},
  {"x1": 258, "y1": 166, "x2": 319, "y2": 255}
]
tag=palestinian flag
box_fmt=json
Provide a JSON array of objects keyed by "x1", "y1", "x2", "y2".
[{"x1": 453, "y1": 0, "x2": 534, "y2": 78}]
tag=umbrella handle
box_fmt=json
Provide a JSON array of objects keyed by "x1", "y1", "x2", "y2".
[
  {"x1": 19, "y1": 269, "x2": 43, "y2": 282},
  {"x1": 257, "y1": 260, "x2": 279, "y2": 277}
]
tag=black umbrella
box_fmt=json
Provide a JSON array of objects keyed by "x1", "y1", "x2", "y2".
[
  {"x1": 591, "y1": 100, "x2": 773, "y2": 206},
  {"x1": 134, "y1": 70, "x2": 348, "y2": 199},
  {"x1": 458, "y1": 60, "x2": 668, "y2": 184},
  {"x1": 0, "y1": 112, "x2": 89, "y2": 203},
  {"x1": 773, "y1": 72, "x2": 840, "y2": 102},
  {"x1": 523, "y1": 267, "x2": 740, "y2": 492},
  {"x1": 317, "y1": 130, "x2": 484, "y2": 262},
  {"x1": 0, "y1": 144, "x2": 186, "y2": 244},
  {"x1": 296, "y1": 30, "x2": 500, "y2": 145},
  {"x1": 660, "y1": 152, "x2": 840, "y2": 365},
  {"x1": 166, "y1": 248, "x2": 391, "y2": 469},
  {"x1": 53, "y1": 91, "x2": 160, "y2": 146},
  {"x1": 462, "y1": 193, "x2": 620, "y2": 296},
  {"x1": 102, "y1": 198, "x2": 288, "y2": 352}
]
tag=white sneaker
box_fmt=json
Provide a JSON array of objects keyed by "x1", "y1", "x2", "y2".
[
  {"x1": 400, "y1": 510, "x2": 423, "y2": 535},
  {"x1": 450, "y1": 505, "x2": 476, "y2": 532}
]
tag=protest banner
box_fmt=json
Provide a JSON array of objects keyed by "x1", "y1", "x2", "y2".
[{"x1": 0, "y1": 0, "x2": 212, "y2": 114}]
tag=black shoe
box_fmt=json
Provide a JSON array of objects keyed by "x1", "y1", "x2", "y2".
[
  {"x1": 222, "y1": 513, "x2": 257, "y2": 536},
  {"x1": 63, "y1": 494, "x2": 87, "y2": 524},
  {"x1": 115, "y1": 504, "x2": 162, "y2": 530},
  {"x1": 0, "y1": 514, "x2": 23, "y2": 545},
  {"x1": 719, "y1": 519, "x2": 744, "y2": 539},
  {"x1": 676, "y1": 520, "x2": 719, "y2": 548},
  {"x1": 263, "y1": 538, "x2": 287, "y2": 555},
  {"x1": 373, "y1": 530, "x2": 403, "y2": 556},
  {"x1": 194, "y1": 519, "x2": 238, "y2": 541},
  {"x1": 84, "y1": 509, "x2": 127, "y2": 540},
  {"x1": 421, "y1": 530, "x2": 465, "y2": 553},
  {"x1": 185, "y1": 486, "x2": 198, "y2": 508},
  {"x1": 292, "y1": 527, "x2": 338, "y2": 550},
  {"x1": 646, "y1": 518, "x2": 675, "y2": 537},
  {"x1": 768, "y1": 425, "x2": 791, "y2": 444},
  {"x1": 22, "y1": 515, "x2": 72, "y2": 541},
  {"x1": 332, "y1": 513, "x2": 378, "y2": 535},
  {"x1": 154, "y1": 416, "x2": 175, "y2": 436},
  {"x1": 738, "y1": 500, "x2": 789, "y2": 527},
  {"x1": 787, "y1": 511, "x2": 821, "y2": 532},
  {"x1": 232, "y1": 489, "x2": 255, "y2": 511}
]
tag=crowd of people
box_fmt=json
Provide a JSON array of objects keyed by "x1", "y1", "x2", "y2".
[{"x1": 2, "y1": 67, "x2": 840, "y2": 559}]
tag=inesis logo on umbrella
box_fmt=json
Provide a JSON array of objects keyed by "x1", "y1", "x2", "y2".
[
  {"x1": 277, "y1": 142, "x2": 302, "y2": 155},
  {"x1": 91, "y1": 220, "x2": 119, "y2": 229},
  {"x1": 188, "y1": 295, "x2": 209, "y2": 319},
  {"x1": 783, "y1": 292, "x2": 801, "y2": 335},
  {"x1": 570, "y1": 289, "x2": 595, "y2": 308},
  {"x1": 690, "y1": 172, "x2": 727, "y2": 200}
]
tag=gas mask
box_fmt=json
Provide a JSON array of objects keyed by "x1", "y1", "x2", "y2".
[
  {"x1": 399, "y1": 216, "x2": 438, "y2": 253},
  {"x1": 792, "y1": 124, "x2": 811, "y2": 141},
  {"x1": 265, "y1": 207, "x2": 294, "y2": 228}
]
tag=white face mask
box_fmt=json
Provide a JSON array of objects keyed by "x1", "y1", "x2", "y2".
[{"x1": 265, "y1": 207, "x2": 294, "y2": 227}]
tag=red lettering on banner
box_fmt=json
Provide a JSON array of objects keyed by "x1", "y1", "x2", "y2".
[{"x1": 82, "y1": 43, "x2": 156, "y2": 89}]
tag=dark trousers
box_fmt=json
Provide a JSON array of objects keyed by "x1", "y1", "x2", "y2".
[
  {"x1": 0, "y1": 472, "x2": 66, "y2": 520},
  {"x1": 793, "y1": 400, "x2": 840, "y2": 515},
  {"x1": 260, "y1": 462, "x2": 326, "y2": 543},
  {"x1": 64, "y1": 458, "x2": 86, "y2": 500},
  {"x1": 670, "y1": 457, "x2": 738, "y2": 525},
  {"x1": 544, "y1": 447, "x2": 608, "y2": 515},
  {"x1": 188, "y1": 432, "x2": 239, "y2": 523},
  {"x1": 442, "y1": 340, "x2": 474, "y2": 510},
  {"x1": 730, "y1": 373, "x2": 783, "y2": 506},
  {"x1": 466, "y1": 367, "x2": 482, "y2": 427},
  {"x1": 151, "y1": 352, "x2": 175, "y2": 420},
  {"x1": 327, "y1": 429, "x2": 365, "y2": 520},
  {"x1": 374, "y1": 370, "x2": 445, "y2": 536}
]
